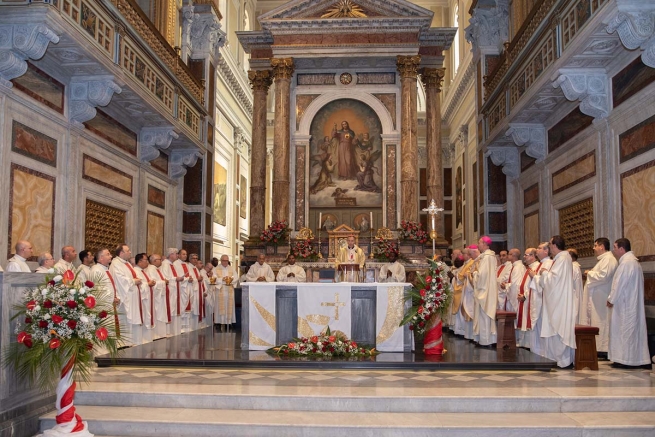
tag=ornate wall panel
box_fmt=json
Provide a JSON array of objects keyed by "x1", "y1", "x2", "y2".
[
  {"x1": 372, "y1": 93, "x2": 397, "y2": 129},
  {"x1": 11, "y1": 121, "x2": 57, "y2": 167},
  {"x1": 84, "y1": 109, "x2": 137, "y2": 156},
  {"x1": 524, "y1": 183, "x2": 539, "y2": 208},
  {"x1": 386, "y1": 144, "x2": 397, "y2": 229},
  {"x1": 151, "y1": 153, "x2": 169, "y2": 174},
  {"x1": 524, "y1": 212, "x2": 539, "y2": 250},
  {"x1": 613, "y1": 57, "x2": 655, "y2": 108},
  {"x1": 11, "y1": 62, "x2": 65, "y2": 114},
  {"x1": 82, "y1": 154, "x2": 133, "y2": 196},
  {"x1": 619, "y1": 114, "x2": 655, "y2": 164},
  {"x1": 84, "y1": 199, "x2": 126, "y2": 253},
  {"x1": 8, "y1": 164, "x2": 55, "y2": 259},
  {"x1": 548, "y1": 107, "x2": 593, "y2": 153},
  {"x1": 183, "y1": 211, "x2": 202, "y2": 234},
  {"x1": 552, "y1": 151, "x2": 595, "y2": 194},
  {"x1": 297, "y1": 74, "x2": 335, "y2": 85},
  {"x1": 295, "y1": 146, "x2": 306, "y2": 230},
  {"x1": 521, "y1": 150, "x2": 537, "y2": 172},
  {"x1": 147, "y1": 185, "x2": 166, "y2": 208},
  {"x1": 488, "y1": 211, "x2": 507, "y2": 234},
  {"x1": 558, "y1": 198, "x2": 594, "y2": 258},
  {"x1": 146, "y1": 211, "x2": 164, "y2": 256},
  {"x1": 621, "y1": 161, "x2": 655, "y2": 261},
  {"x1": 183, "y1": 158, "x2": 203, "y2": 205},
  {"x1": 182, "y1": 240, "x2": 201, "y2": 257},
  {"x1": 487, "y1": 156, "x2": 507, "y2": 204},
  {"x1": 295, "y1": 94, "x2": 320, "y2": 129},
  {"x1": 357, "y1": 73, "x2": 395, "y2": 84}
]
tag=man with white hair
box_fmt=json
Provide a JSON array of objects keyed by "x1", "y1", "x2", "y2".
[
  {"x1": 174, "y1": 249, "x2": 195, "y2": 332},
  {"x1": 516, "y1": 248, "x2": 539, "y2": 349},
  {"x1": 90, "y1": 249, "x2": 121, "y2": 343},
  {"x1": 35, "y1": 253, "x2": 55, "y2": 273},
  {"x1": 188, "y1": 253, "x2": 206, "y2": 330},
  {"x1": 213, "y1": 254, "x2": 237, "y2": 328},
  {"x1": 471, "y1": 236, "x2": 498, "y2": 346},
  {"x1": 500, "y1": 248, "x2": 526, "y2": 313},
  {"x1": 6, "y1": 240, "x2": 33, "y2": 272},
  {"x1": 146, "y1": 254, "x2": 171, "y2": 339},
  {"x1": 160, "y1": 248, "x2": 185, "y2": 336},
  {"x1": 54, "y1": 246, "x2": 77, "y2": 274},
  {"x1": 109, "y1": 244, "x2": 143, "y2": 346},
  {"x1": 134, "y1": 253, "x2": 156, "y2": 343}
]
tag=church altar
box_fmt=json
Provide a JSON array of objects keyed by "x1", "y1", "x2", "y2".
[{"x1": 241, "y1": 283, "x2": 412, "y2": 352}]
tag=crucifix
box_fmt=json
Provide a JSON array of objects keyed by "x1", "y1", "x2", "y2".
[
  {"x1": 422, "y1": 199, "x2": 444, "y2": 259},
  {"x1": 321, "y1": 293, "x2": 346, "y2": 320}
]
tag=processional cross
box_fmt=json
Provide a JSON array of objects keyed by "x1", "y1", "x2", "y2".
[
  {"x1": 422, "y1": 199, "x2": 444, "y2": 259},
  {"x1": 321, "y1": 293, "x2": 346, "y2": 320}
]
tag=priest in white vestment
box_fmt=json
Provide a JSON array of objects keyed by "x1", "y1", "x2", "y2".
[
  {"x1": 569, "y1": 249, "x2": 583, "y2": 329},
  {"x1": 134, "y1": 253, "x2": 156, "y2": 343},
  {"x1": 471, "y1": 236, "x2": 498, "y2": 346},
  {"x1": 531, "y1": 236, "x2": 576, "y2": 368},
  {"x1": 583, "y1": 238, "x2": 618, "y2": 353},
  {"x1": 6, "y1": 240, "x2": 33, "y2": 272},
  {"x1": 188, "y1": 253, "x2": 207, "y2": 329},
  {"x1": 146, "y1": 254, "x2": 170, "y2": 339},
  {"x1": 496, "y1": 250, "x2": 512, "y2": 309},
  {"x1": 501, "y1": 248, "x2": 526, "y2": 314},
  {"x1": 245, "y1": 254, "x2": 275, "y2": 282},
  {"x1": 335, "y1": 235, "x2": 366, "y2": 282},
  {"x1": 447, "y1": 255, "x2": 465, "y2": 328},
  {"x1": 35, "y1": 253, "x2": 55, "y2": 273},
  {"x1": 161, "y1": 248, "x2": 185, "y2": 336},
  {"x1": 213, "y1": 255, "x2": 237, "y2": 325},
  {"x1": 90, "y1": 249, "x2": 121, "y2": 353},
  {"x1": 277, "y1": 254, "x2": 307, "y2": 283},
  {"x1": 174, "y1": 249, "x2": 194, "y2": 332},
  {"x1": 54, "y1": 246, "x2": 77, "y2": 274},
  {"x1": 76, "y1": 250, "x2": 94, "y2": 284},
  {"x1": 461, "y1": 246, "x2": 479, "y2": 340},
  {"x1": 528, "y1": 242, "x2": 553, "y2": 357},
  {"x1": 517, "y1": 248, "x2": 539, "y2": 348},
  {"x1": 607, "y1": 238, "x2": 651, "y2": 367},
  {"x1": 378, "y1": 252, "x2": 406, "y2": 283},
  {"x1": 109, "y1": 244, "x2": 144, "y2": 346}
]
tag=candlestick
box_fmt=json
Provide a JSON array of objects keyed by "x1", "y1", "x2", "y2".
[
  {"x1": 369, "y1": 211, "x2": 373, "y2": 229},
  {"x1": 319, "y1": 212, "x2": 322, "y2": 230}
]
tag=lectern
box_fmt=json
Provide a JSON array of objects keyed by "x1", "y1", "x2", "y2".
[{"x1": 337, "y1": 263, "x2": 361, "y2": 283}]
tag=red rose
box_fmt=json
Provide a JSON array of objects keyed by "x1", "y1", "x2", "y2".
[
  {"x1": 67, "y1": 320, "x2": 77, "y2": 330},
  {"x1": 409, "y1": 324, "x2": 414, "y2": 331},
  {"x1": 86, "y1": 342, "x2": 94, "y2": 351},
  {"x1": 418, "y1": 306, "x2": 424, "y2": 314},
  {"x1": 95, "y1": 327, "x2": 108, "y2": 341},
  {"x1": 24, "y1": 338, "x2": 33, "y2": 348},
  {"x1": 329, "y1": 347, "x2": 335, "y2": 352},
  {"x1": 43, "y1": 300, "x2": 53, "y2": 309},
  {"x1": 26, "y1": 300, "x2": 36, "y2": 310},
  {"x1": 328, "y1": 335, "x2": 336, "y2": 342},
  {"x1": 311, "y1": 336, "x2": 318, "y2": 343},
  {"x1": 312, "y1": 348, "x2": 317, "y2": 353},
  {"x1": 351, "y1": 341, "x2": 357, "y2": 348},
  {"x1": 47, "y1": 280, "x2": 55, "y2": 286},
  {"x1": 25, "y1": 317, "x2": 32, "y2": 324},
  {"x1": 51, "y1": 314, "x2": 64, "y2": 324},
  {"x1": 98, "y1": 310, "x2": 108, "y2": 319},
  {"x1": 288, "y1": 342, "x2": 296, "y2": 348},
  {"x1": 49, "y1": 338, "x2": 61, "y2": 349},
  {"x1": 418, "y1": 321, "x2": 425, "y2": 328},
  {"x1": 419, "y1": 289, "x2": 426, "y2": 297},
  {"x1": 438, "y1": 284, "x2": 443, "y2": 290},
  {"x1": 39, "y1": 320, "x2": 48, "y2": 328},
  {"x1": 425, "y1": 276, "x2": 433, "y2": 283},
  {"x1": 17, "y1": 331, "x2": 29, "y2": 343},
  {"x1": 84, "y1": 281, "x2": 94, "y2": 288},
  {"x1": 84, "y1": 296, "x2": 96, "y2": 309},
  {"x1": 66, "y1": 300, "x2": 78, "y2": 309}
]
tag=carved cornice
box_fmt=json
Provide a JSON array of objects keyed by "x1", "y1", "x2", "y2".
[
  {"x1": 248, "y1": 69, "x2": 273, "y2": 92},
  {"x1": 420, "y1": 67, "x2": 445, "y2": 91},
  {"x1": 139, "y1": 127, "x2": 179, "y2": 163},
  {"x1": 271, "y1": 57, "x2": 295, "y2": 80},
  {"x1": 486, "y1": 146, "x2": 519, "y2": 180},
  {"x1": 443, "y1": 58, "x2": 475, "y2": 124},
  {"x1": 396, "y1": 55, "x2": 421, "y2": 78},
  {"x1": 0, "y1": 23, "x2": 59, "y2": 87},
  {"x1": 216, "y1": 54, "x2": 253, "y2": 116},
  {"x1": 260, "y1": 0, "x2": 430, "y2": 21},
  {"x1": 505, "y1": 123, "x2": 546, "y2": 162},
  {"x1": 552, "y1": 69, "x2": 610, "y2": 120},
  {"x1": 606, "y1": 4, "x2": 655, "y2": 68},
  {"x1": 170, "y1": 149, "x2": 202, "y2": 178},
  {"x1": 69, "y1": 77, "x2": 122, "y2": 125}
]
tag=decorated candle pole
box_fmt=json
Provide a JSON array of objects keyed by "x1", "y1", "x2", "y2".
[
  {"x1": 422, "y1": 199, "x2": 444, "y2": 259},
  {"x1": 369, "y1": 211, "x2": 374, "y2": 259},
  {"x1": 317, "y1": 212, "x2": 323, "y2": 259}
]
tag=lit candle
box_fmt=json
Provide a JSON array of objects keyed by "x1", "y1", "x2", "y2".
[
  {"x1": 370, "y1": 211, "x2": 373, "y2": 229},
  {"x1": 319, "y1": 212, "x2": 322, "y2": 229},
  {"x1": 431, "y1": 214, "x2": 436, "y2": 232}
]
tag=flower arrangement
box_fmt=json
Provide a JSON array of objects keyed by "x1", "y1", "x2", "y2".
[
  {"x1": 373, "y1": 238, "x2": 403, "y2": 262},
  {"x1": 399, "y1": 220, "x2": 429, "y2": 244},
  {"x1": 400, "y1": 258, "x2": 453, "y2": 335},
  {"x1": 3, "y1": 270, "x2": 120, "y2": 390},
  {"x1": 260, "y1": 220, "x2": 290, "y2": 245},
  {"x1": 269, "y1": 327, "x2": 377, "y2": 358},
  {"x1": 290, "y1": 238, "x2": 319, "y2": 261}
]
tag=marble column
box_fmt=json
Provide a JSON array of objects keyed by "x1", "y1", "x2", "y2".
[
  {"x1": 397, "y1": 55, "x2": 421, "y2": 222},
  {"x1": 271, "y1": 58, "x2": 294, "y2": 223},
  {"x1": 247, "y1": 69, "x2": 272, "y2": 238},
  {"x1": 421, "y1": 67, "x2": 446, "y2": 236}
]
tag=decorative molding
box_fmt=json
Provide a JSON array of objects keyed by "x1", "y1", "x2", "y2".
[
  {"x1": 396, "y1": 55, "x2": 421, "y2": 78},
  {"x1": 505, "y1": 123, "x2": 546, "y2": 162},
  {"x1": 170, "y1": 149, "x2": 202, "y2": 178},
  {"x1": 139, "y1": 127, "x2": 179, "y2": 163},
  {"x1": 68, "y1": 77, "x2": 121, "y2": 126},
  {"x1": 442, "y1": 142, "x2": 455, "y2": 167},
  {"x1": 606, "y1": 4, "x2": 655, "y2": 68},
  {"x1": 458, "y1": 125, "x2": 469, "y2": 146},
  {"x1": 216, "y1": 54, "x2": 253, "y2": 116},
  {"x1": 552, "y1": 69, "x2": 610, "y2": 120},
  {"x1": 443, "y1": 58, "x2": 475, "y2": 123},
  {"x1": 486, "y1": 146, "x2": 519, "y2": 180},
  {"x1": 0, "y1": 23, "x2": 59, "y2": 87},
  {"x1": 465, "y1": 0, "x2": 509, "y2": 53},
  {"x1": 248, "y1": 69, "x2": 272, "y2": 91},
  {"x1": 420, "y1": 67, "x2": 445, "y2": 91},
  {"x1": 271, "y1": 57, "x2": 295, "y2": 79}
]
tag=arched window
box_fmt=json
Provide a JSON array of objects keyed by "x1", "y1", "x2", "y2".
[{"x1": 453, "y1": 2, "x2": 460, "y2": 75}]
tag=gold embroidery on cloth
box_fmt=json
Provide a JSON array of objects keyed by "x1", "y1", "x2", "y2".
[
  {"x1": 251, "y1": 296, "x2": 276, "y2": 332},
  {"x1": 375, "y1": 286, "x2": 404, "y2": 345},
  {"x1": 249, "y1": 331, "x2": 273, "y2": 347}
]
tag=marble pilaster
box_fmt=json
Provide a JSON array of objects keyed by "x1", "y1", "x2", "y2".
[
  {"x1": 247, "y1": 69, "x2": 272, "y2": 238},
  {"x1": 271, "y1": 58, "x2": 294, "y2": 224},
  {"x1": 397, "y1": 55, "x2": 421, "y2": 222},
  {"x1": 421, "y1": 67, "x2": 445, "y2": 236}
]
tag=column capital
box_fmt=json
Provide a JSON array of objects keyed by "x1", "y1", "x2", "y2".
[
  {"x1": 420, "y1": 67, "x2": 445, "y2": 91},
  {"x1": 0, "y1": 23, "x2": 59, "y2": 87},
  {"x1": 271, "y1": 58, "x2": 295, "y2": 80},
  {"x1": 68, "y1": 76, "x2": 122, "y2": 126},
  {"x1": 248, "y1": 69, "x2": 273, "y2": 91},
  {"x1": 552, "y1": 68, "x2": 609, "y2": 120},
  {"x1": 606, "y1": 3, "x2": 655, "y2": 68},
  {"x1": 396, "y1": 55, "x2": 421, "y2": 78},
  {"x1": 505, "y1": 123, "x2": 546, "y2": 162},
  {"x1": 139, "y1": 127, "x2": 179, "y2": 163}
]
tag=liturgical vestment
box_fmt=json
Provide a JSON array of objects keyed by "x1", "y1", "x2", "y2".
[{"x1": 472, "y1": 250, "x2": 498, "y2": 346}]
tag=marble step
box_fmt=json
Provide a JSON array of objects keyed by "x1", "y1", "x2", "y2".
[
  {"x1": 40, "y1": 406, "x2": 655, "y2": 437},
  {"x1": 74, "y1": 383, "x2": 655, "y2": 413}
]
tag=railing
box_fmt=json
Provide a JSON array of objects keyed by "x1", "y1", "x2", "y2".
[{"x1": 194, "y1": 0, "x2": 222, "y2": 20}]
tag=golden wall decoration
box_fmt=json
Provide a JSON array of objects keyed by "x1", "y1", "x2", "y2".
[
  {"x1": 558, "y1": 197, "x2": 594, "y2": 258},
  {"x1": 84, "y1": 199, "x2": 126, "y2": 253}
]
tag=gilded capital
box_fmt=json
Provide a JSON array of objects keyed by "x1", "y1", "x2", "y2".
[
  {"x1": 421, "y1": 68, "x2": 445, "y2": 92},
  {"x1": 271, "y1": 58, "x2": 295, "y2": 80},
  {"x1": 396, "y1": 55, "x2": 421, "y2": 78},
  {"x1": 248, "y1": 70, "x2": 273, "y2": 92}
]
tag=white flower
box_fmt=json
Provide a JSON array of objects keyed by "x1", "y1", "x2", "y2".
[
  {"x1": 69, "y1": 288, "x2": 76, "y2": 294},
  {"x1": 53, "y1": 275, "x2": 63, "y2": 283},
  {"x1": 80, "y1": 316, "x2": 89, "y2": 323},
  {"x1": 80, "y1": 287, "x2": 87, "y2": 295},
  {"x1": 34, "y1": 305, "x2": 41, "y2": 311},
  {"x1": 41, "y1": 289, "x2": 48, "y2": 296},
  {"x1": 43, "y1": 313, "x2": 51, "y2": 320}
]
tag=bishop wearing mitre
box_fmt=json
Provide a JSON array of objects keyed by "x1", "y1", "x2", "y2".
[{"x1": 336, "y1": 235, "x2": 365, "y2": 281}]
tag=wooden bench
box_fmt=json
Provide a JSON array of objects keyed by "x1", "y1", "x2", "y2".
[
  {"x1": 575, "y1": 325, "x2": 599, "y2": 370},
  {"x1": 496, "y1": 310, "x2": 517, "y2": 352}
]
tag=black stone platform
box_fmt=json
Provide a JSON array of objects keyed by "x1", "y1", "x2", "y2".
[{"x1": 95, "y1": 327, "x2": 557, "y2": 371}]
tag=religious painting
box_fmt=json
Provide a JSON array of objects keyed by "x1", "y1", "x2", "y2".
[
  {"x1": 213, "y1": 161, "x2": 227, "y2": 226},
  {"x1": 240, "y1": 174, "x2": 247, "y2": 219},
  {"x1": 353, "y1": 213, "x2": 371, "y2": 232},
  {"x1": 321, "y1": 213, "x2": 338, "y2": 231},
  {"x1": 455, "y1": 166, "x2": 463, "y2": 228},
  {"x1": 309, "y1": 99, "x2": 383, "y2": 208}
]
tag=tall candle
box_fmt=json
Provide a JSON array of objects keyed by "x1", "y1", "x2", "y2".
[
  {"x1": 319, "y1": 212, "x2": 322, "y2": 229},
  {"x1": 431, "y1": 214, "x2": 436, "y2": 231},
  {"x1": 370, "y1": 211, "x2": 373, "y2": 229}
]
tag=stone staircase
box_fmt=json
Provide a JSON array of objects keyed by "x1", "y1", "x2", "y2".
[{"x1": 38, "y1": 382, "x2": 655, "y2": 436}]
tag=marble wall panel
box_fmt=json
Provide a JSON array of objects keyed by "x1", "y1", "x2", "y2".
[
  {"x1": 548, "y1": 107, "x2": 593, "y2": 153},
  {"x1": 11, "y1": 121, "x2": 57, "y2": 167},
  {"x1": 147, "y1": 185, "x2": 166, "y2": 208},
  {"x1": 146, "y1": 211, "x2": 164, "y2": 256},
  {"x1": 524, "y1": 212, "x2": 539, "y2": 250},
  {"x1": 82, "y1": 155, "x2": 133, "y2": 196},
  {"x1": 444, "y1": 199, "x2": 453, "y2": 210},
  {"x1": 473, "y1": 161, "x2": 478, "y2": 232},
  {"x1": 240, "y1": 174, "x2": 248, "y2": 219},
  {"x1": 619, "y1": 113, "x2": 655, "y2": 163},
  {"x1": 274, "y1": 33, "x2": 416, "y2": 46},
  {"x1": 183, "y1": 158, "x2": 203, "y2": 205},
  {"x1": 11, "y1": 62, "x2": 64, "y2": 113},
  {"x1": 205, "y1": 151, "x2": 213, "y2": 207},
  {"x1": 488, "y1": 211, "x2": 507, "y2": 234},
  {"x1": 419, "y1": 168, "x2": 427, "y2": 196},
  {"x1": 444, "y1": 168, "x2": 452, "y2": 197},
  {"x1": 478, "y1": 151, "x2": 484, "y2": 207},
  {"x1": 296, "y1": 94, "x2": 321, "y2": 129},
  {"x1": 297, "y1": 75, "x2": 334, "y2": 86},
  {"x1": 205, "y1": 213, "x2": 212, "y2": 237},
  {"x1": 183, "y1": 211, "x2": 202, "y2": 234},
  {"x1": 357, "y1": 73, "x2": 396, "y2": 84},
  {"x1": 372, "y1": 93, "x2": 397, "y2": 129},
  {"x1": 182, "y1": 240, "x2": 201, "y2": 257},
  {"x1": 552, "y1": 151, "x2": 595, "y2": 194},
  {"x1": 487, "y1": 156, "x2": 507, "y2": 204},
  {"x1": 8, "y1": 164, "x2": 55, "y2": 259},
  {"x1": 521, "y1": 150, "x2": 536, "y2": 172},
  {"x1": 151, "y1": 152, "x2": 169, "y2": 175},
  {"x1": 612, "y1": 57, "x2": 655, "y2": 108},
  {"x1": 621, "y1": 161, "x2": 655, "y2": 261},
  {"x1": 84, "y1": 109, "x2": 137, "y2": 156},
  {"x1": 524, "y1": 183, "x2": 539, "y2": 207},
  {"x1": 444, "y1": 213, "x2": 452, "y2": 244},
  {"x1": 558, "y1": 198, "x2": 594, "y2": 258},
  {"x1": 644, "y1": 274, "x2": 655, "y2": 305},
  {"x1": 386, "y1": 144, "x2": 397, "y2": 229},
  {"x1": 84, "y1": 199, "x2": 126, "y2": 254}
]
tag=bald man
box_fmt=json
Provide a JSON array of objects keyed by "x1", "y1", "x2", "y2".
[{"x1": 6, "y1": 240, "x2": 33, "y2": 272}]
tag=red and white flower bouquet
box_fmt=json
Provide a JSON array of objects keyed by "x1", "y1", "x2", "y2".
[{"x1": 269, "y1": 327, "x2": 377, "y2": 358}]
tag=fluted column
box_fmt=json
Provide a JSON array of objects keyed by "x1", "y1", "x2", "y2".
[
  {"x1": 397, "y1": 55, "x2": 421, "y2": 222},
  {"x1": 247, "y1": 69, "x2": 272, "y2": 238},
  {"x1": 271, "y1": 57, "x2": 294, "y2": 223},
  {"x1": 421, "y1": 67, "x2": 445, "y2": 236}
]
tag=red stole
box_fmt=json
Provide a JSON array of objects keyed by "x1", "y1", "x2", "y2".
[
  {"x1": 496, "y1": 263, "x2": 506, "y2": 278},
  {"x1": 124, "y1": 262, "x2": 143, "y2": 324},
  {"x1": 155, "y1": 268, "x2": 171, "y2": 322},
  {"x1": 516, "y1": 269, "x2": 532, "y2": 329},
  {"x1": 141, "y1": 270, "x2": 155, "y2": 327},
  {"x1": 106, "y1": 270, "x2": 120, "y2": 336},
  {"x1": 170, "y1": 264, "x2": 181, "y2": 315},
  {"x1": 181, "y1": 263, "x2": 191, "y2": 312},
  {"x1": 192, "y1": 267, "x2": 206, "y2": 321}
]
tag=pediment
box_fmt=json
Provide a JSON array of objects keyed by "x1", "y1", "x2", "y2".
[
  {"x1": 331, "y1": 224, "x2": 356, "y2": 233},
  {"x1": 259, "y1": 0, "x2": 433, "y2": 22}
]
